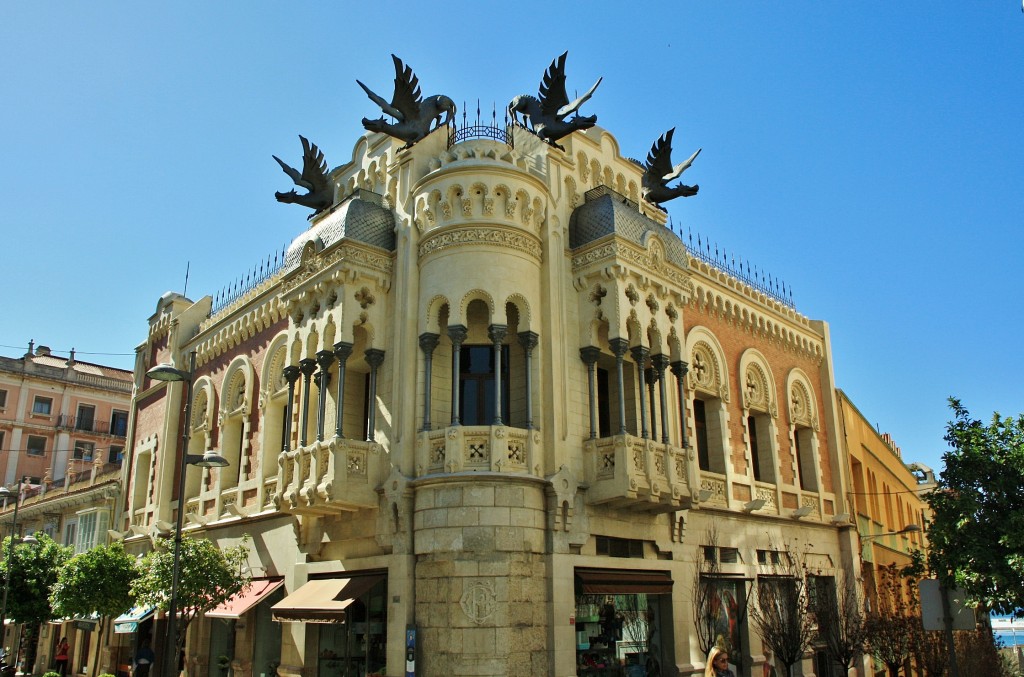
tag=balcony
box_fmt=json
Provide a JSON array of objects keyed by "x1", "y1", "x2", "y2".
[
  {"x1": 583, "y1": 435, "x2": 694, "y2": 513},
  {"x1": 416, "y1": 425, "x2": 540, "y2": 476},
  {"x1": 55, "y1": 414, "x2": 128, "y2": 438},
  {"x1": 274, "y1": 437, "x2": 385, "y2": 515}
]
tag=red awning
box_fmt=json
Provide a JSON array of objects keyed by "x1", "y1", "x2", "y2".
[
  {"x1": 575, "y1": 568, "x2": 673, "y2": 595},
  {"x1": 206, "y1": 578, "x2": 285, "y2": 619}
]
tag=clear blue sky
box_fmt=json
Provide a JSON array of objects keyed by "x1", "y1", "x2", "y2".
[{"x1": 2, "y1": 2, "x2": 1021, "y2": 478}]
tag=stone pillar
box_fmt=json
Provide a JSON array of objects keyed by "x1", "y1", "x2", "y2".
[
  {"x1": 671, "y1": 361, "x2": 689, "y2": 448},
  {"x1": 631, "y1": 345, "x2": 650, "y2": 440},
  {"x1": 333, "y1": 341, "x2": 353, "y2": 438},
  {"x1": 579, "y1": 347, "x2": 601, "y2": 440},
  {"x1": 609, "y1": 338, "x2": 629, "y2": 435},
  {"x1": 365, "y1": 349, "x2": 385, "y2": 442},
  {"x1": 419, "y1": 333, "x2": 440, "y2": 431},
  {"x1": 646, "y1": 365, "x2": 658, "y2": 441},
  {"x1": 447, "y1": 325, "x2": 468, "y2": 426},
  {"x1": 517, "y1": 331, "x2": 538, "y2": 430},
  {"x1": 282, "y1": 366, "x2": 300, "y2": 452},
  {"x1": 653, "y1": 354, "x2": 671, "y2": 444},
  {"x1": 297, "y1": 359, "x2": 317, "y2": 447},
  {"x1": 488, "y1": 324, "x2": 507, "y2": 426},
  {"x1": 314, "y1": 350, "x2": 335, "y2": 442}
]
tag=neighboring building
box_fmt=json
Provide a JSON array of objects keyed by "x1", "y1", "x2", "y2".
[
  {"x1": 121, "y1": 113, "x2": 860, "y2": 677},
  {"x1": 0, "y1": 342, "x2": 133, "y2": 486},
  {"x1": 836, "y1": 389, "x2": 928, "y2": 594},
  {"x1": 0, "y1": 459, "x2": 123, "y2": 675}
]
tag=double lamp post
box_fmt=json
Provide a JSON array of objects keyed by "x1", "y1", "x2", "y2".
[{"x1": 147, "y1": 352, "x2": 229, "y2": 677}]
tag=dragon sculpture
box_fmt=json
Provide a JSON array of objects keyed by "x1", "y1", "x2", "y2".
[
  {"x1": 641, "y1": 128, "x2": 701, "y2": 208},
  {"x1": 357, "y1": 55, "x2": 456, "y2": 150},
  {"x1": 508, "y1": 51, "x2": 602, "y2": 151},
  {"x1": 273, "y1": 135, "x2": 332, "y2": 214}
]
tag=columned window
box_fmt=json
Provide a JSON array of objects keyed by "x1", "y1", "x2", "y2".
[{"x1": 459, "y1": 345, "x2": 509, "y2": 425}]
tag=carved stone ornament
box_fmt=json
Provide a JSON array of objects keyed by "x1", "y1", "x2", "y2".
[{"x1": 460, "y1": 580, "x2": 497, "y2": 625}]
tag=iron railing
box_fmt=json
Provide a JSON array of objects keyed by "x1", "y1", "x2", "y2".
[
  {"x1": 448, "y1": 101, "x2": 513, "y2": 148},
  {"x1": 209, "y1": 244, "x2": 288, "y2": 316},
  {"x1": 55, "y1": 414, "x2": 128, "y2": 438}
]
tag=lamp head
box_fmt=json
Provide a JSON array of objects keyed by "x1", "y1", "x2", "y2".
[
  {"x1": 21, "y1": 533, "x2": 38, "y2": 545},
  {"x1": 0, "y1": 486, "x2": 14, "y2": 501},
  {"x1": 189, "y1": 450, "x2": 229, "y2": 469},
  {"x1": 147, "y1": 363, "x2": 191, "y2": 382}
]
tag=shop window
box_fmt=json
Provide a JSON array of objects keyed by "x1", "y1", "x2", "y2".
[
  {"x1": 794, "y1": 427, "x2": 818, "y2": 491},
  {"x1": 459, "y1": 345, "x2": 509, "y2": 425},
  {"x1": 595, "y1": 536, "x2": 644, "y2": 559},
  {"x1": 27, "y1": 435, "x2": 47, "y2": 456},
  {"x1": 33, "y1": 396, "x2": 53, "y2": 415},
  {"x1": 76, "y1": 404, "x2": 96, "y2": 431},
  {"x1": 315, "y1": 577, "x2": 387, "y2": 677},
  {"x1": 697, "y1": 577, "x2": 746, "y2": 662}
]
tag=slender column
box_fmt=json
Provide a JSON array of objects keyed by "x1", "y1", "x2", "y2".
[
  {"x1": 448, "y1": 325, "x2": 468, "y2": 426},
  {"x1": 671, "y1": 361, "x2": 689, "y2": 448},
  {"x1": 652, "y1": 354, "x2": 671, "y2": 444},
  {"x1": 609, "y1": 338, "x2": 630, "y2": 435},
  {"x1": 631, "y1": 346, "x2": 650, "y2": 439},
  {"x1": 282, "y1": 366, "x2": 300, "y2": 452},
  {"x1": 298, "y1": 358, "x2": 317, "y2": 447},
  {"x1": 579, "y1": 347, "x2": 601, "y2": 440},
  {"x1": 314, "y1": 350, "x2": 335, "y2": 442},
  {"x1": 419, "y1": 333, "x2": 440, "y2": 431},
  {"x1": 332, "y1": 341, "x2": 353, "y2": 438},
  {"x1": 646, "y1": 366, "x2": 658, "y2": 441},
  {"x1": 518, "y1": 331, "x2": 539, "y2": 429},
  {"x1": 364, "y1": 349, "x2": 386, "y2": 442},
  {"x1": 488, "y1": 324, "x2": 508, "y2": 425}
]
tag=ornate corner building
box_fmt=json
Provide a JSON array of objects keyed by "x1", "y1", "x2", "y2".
[{"x1": 121, "y1": 89, "x2": 864, "y2": 676}]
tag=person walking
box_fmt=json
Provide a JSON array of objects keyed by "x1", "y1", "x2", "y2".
[
  {"x1": 54, "y1": 638, "x2": 70, "y2": 677},
  {"x1": 704, "y1": 646, "x2": 736, "y2": 677},
  {"x1": 133, "y1": 639, "x2": 156, "y2": 677}
]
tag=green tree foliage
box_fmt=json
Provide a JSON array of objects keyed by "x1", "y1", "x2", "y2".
[
  {"x1": 927, "y1": 398, "x2": 1024, "y2": 613},
  {"x1": 0, "y1": 533, "x2": 72, "y2": 671},
  {"x1": 51, "y1": 542, "x2": 138, "y2": 676},
  {"x1": 131, "y1": 536, "x2": 250, "y2": 658}
]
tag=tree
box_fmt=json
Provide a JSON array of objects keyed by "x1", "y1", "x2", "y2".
[
  {"x1": 811, "y1": 571, "x2": 866, "y2": 675},
  {"x1": 51, "y1": 542, "x2": 138, "y2": 676},
  {"x1": 131, "y1": 536, "x2": 250, "y2": 663},
  {"x1": 862, "y1": 564, "x2": 917, "y2": 677},
  {"x1": 927, "y1": 398, "x2": 1024, "y2": 614},
  {"x1": 692, "y1": 528, "x2": 724, "y2": 657},
  {"x1": 748, "y1": 547, "x2": 817, "y2": 677},
  {"x1": 0, "y1": 533, "x2": 72, "y2": 671}
]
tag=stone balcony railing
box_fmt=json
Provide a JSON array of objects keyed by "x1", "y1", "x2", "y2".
[
  {"x1": 416, "y1": 425, "x2": 541, "y2": 476},
  {"x1": 583, "y1": 435, "x2": 694, "y2": 514},
  {"x1": 274, "y1": 437, "x2": 384, "y2": 515}
]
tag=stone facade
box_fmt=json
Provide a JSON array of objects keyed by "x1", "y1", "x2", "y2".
[{"x1": 121, "y1": 119, "x2": 867, "y2": 677}]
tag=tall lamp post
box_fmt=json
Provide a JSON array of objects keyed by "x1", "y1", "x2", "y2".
[
  {"x1": 0, "y1": 477, "x2": 39, "y2": 651},
  {"x1": 147, "y1": 352, "x2": 228, "y2": 677}
]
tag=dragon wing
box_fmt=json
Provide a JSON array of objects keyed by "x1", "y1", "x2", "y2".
[
  {"x1": 388, "y1": 54, "x2": 423, "y2": 122},
  {"x1": 557, "y1": 76, "x2": 602, "y2": 118},
  {"x1": 664, "y1": 147, "x2": 701, "y2": 182},
  {"x1": 539, "y1": 52, "x2": 570, "y2": 118},
  {"x1": 273, "y1": 155, "x2": 306, "y2": 189},
  {"x1": 298, "y1": 135, "x2": 330, "y2": 193},
  {"x1": 646, "y1": 129, "x2": 677, "y2": 182},
  {"x1": 357, "y1": 79, "x2": 403, "y2": 120}
]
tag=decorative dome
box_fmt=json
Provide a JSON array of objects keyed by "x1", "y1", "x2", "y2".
[{"x1": 283, "y1": 190, "x2": 395, "y2": 272}]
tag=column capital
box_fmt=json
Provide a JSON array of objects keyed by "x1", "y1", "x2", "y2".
[
  {"x1": 518, "y1": 330, "x2": 539, "y2": 352},
  {"x1": 630, "y1": 344, "x2": 650, "y2": 364},
  {"x1": 299, "y1": 358, "x2": 318, "y2": 377},
  {"x1": 670, "y1": 360, "x2": 689, "y2": 378},
  {"x1": 488, "y1": 324, "x2": 508, "y2": 345},
  {"x1": 282, "y1": 365, "x2": 301, "y2": 384},
  {"x1": 418, "y1": 332, "x2": 440, "y2": 353},
  {"x1": 579, "y1": 346, "x2": 601, "y2": 366},
  {"x1": 447, "y1": 324, "x2": 468, "y2": 345},
  {"x1": 651, "y1": 353, "x2": 671, "y2": 372},
  {"x1": 315, "y1": 349, "x2": 335, "y2": 371},
  {"x1": 333, "y1": 341, "x2": 354, "y2": 361},
  {"x1": 364, "y1": 348, "x2": 386, "y2": 369},
  {"x1": 609, "y1": 337, "x2": 630, "y2": 357}
]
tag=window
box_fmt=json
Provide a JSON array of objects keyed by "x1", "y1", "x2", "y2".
[
  {"x1": 27, "y1": 435, "x2": 46, "y2": 456},
  {"x1": 110, "y1": 410, "x2": 129, "y2": 437},
  {"x1": 73, "y1": 440, "x2": 95, "y2": 461},
  {"x1": 694, "y1": 399, "x2": 710, "y2": 471},
  {"x1": 0, "y1": 389, "x2": 7, "y2": 409},
  {"x1": 32, "y1": 396, "x2": 53, "y2": 415},
  {"x1": 76, "y1": 404, "x2": 95, "y2": 431},
  {"x1": 595, "y1": 536, "x2": 644, "y2": 558},
  {"x1": 108, "y1": 445, "x2": 124, "y2": 464},
  {"x1": 0, "y1": 431, "x2": 4, "y2": 452},
  {"x1": 748, "y1": 413, "x2": 777, "y2": 484},
  {"x1": 757, "y1": 549, "x2": 785, "y2": 566},
  {"x1": 794, "y1": 427, "x2": 818, "y2": 491},
  {"x1": 458, "y1": 345, "x2": 509, "y2": 426},
  {"x1": 74, "y1": 510, "x2": 109, "y2": 553},
  {"x1": 63, "y1": 519, "x2": 78, "y2": 548}
]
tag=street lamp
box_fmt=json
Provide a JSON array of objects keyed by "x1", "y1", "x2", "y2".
[
  {"x1": 0, "y1": 477, "x2": 40, "y2": 635},
  {"x1": 861, "y1": 523, "x2": 922, "y2": 543},
  {"x1": 146, "y1": 352, "x2": 228, "y2": 677}
]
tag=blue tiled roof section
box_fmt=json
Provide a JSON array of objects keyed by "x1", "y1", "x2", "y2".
[
  {"x1": 569, "y1": 188, "x2": 690, "y2": 270},
  {"x1": 284, "y1": 190, "x2": 395, "y2": 271}
]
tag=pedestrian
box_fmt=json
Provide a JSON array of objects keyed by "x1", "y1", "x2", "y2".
[
  {"x1": 54, "y1": 637, "x2": 70, "y2": 677},
  {"x1": 705, "y1": 646, "x2": 736, "y2": 677},
  {"x1": 762, "y1": 649, "x2": 777, "y2": 677},
  {"x1": 133, "y1": 639, "x2": 156, "y2": 677}
]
